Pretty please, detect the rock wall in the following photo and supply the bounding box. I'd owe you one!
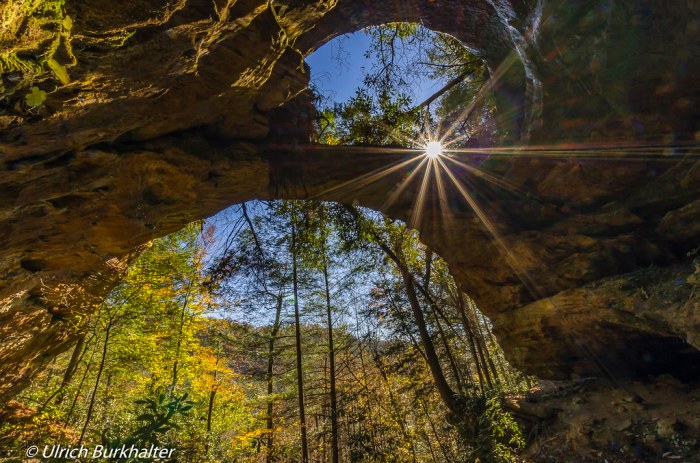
[1,0,699,402]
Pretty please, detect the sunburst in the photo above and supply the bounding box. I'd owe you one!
[424,140,444,158]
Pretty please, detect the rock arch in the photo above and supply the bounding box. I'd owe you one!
[1,0,699,402]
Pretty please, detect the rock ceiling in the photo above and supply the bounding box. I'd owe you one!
[0,0,698,401]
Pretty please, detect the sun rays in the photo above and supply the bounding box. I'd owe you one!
[294,57,700,385]
[303,41,700,313]
[295,19,700,391]
[424,140,444,158]
[304,128,699,310]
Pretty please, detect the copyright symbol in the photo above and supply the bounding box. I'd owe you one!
[26,445,39,458]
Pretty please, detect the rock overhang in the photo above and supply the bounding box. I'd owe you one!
[0,0,699,401]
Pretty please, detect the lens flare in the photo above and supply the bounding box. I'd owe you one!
[424,141,444,158]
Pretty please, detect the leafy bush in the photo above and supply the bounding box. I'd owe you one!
[465,395,524,463]
[101,391,194,461]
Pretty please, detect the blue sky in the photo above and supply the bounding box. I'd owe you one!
[206,30,447,268]
[306,32,374,104]
[204,31,449,322]
[306,30,443,106]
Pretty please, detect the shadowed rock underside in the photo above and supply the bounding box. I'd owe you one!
[1,0,699,425]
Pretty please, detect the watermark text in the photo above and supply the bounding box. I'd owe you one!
[26,444,176,459]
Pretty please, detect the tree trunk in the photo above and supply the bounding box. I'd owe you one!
[423,251,464,395]
[399,267,458,412]
[206,389,216,434]
[41,334,86,409]
[205,344,221,456]
[345,205,459,413]
[205,387,217,457]
[430,305,465,395]
[60,334,85,393]
[467,298,496,388]
[266,294,283,463]
[371,346,418,463]
[291,215,309,463]
[171,282,193,392]
[475,308,506,386]
[98,371,112,424]
[457,291,486,395]
[79,320,112,445]
[414,69,473,110]
[64,339,98,425]
[321,237,340,463]
[419,398,452,462]
[44,357,57,388]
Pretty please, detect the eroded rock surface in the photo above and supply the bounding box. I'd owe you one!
[512,376,700,461]
[1,0,699,404]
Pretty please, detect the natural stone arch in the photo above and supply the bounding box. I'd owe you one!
[1,0,699,402]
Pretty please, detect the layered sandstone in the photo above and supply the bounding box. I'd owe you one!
[1,0,699,403]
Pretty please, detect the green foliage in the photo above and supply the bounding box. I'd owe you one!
[326,87,420,146]
[0,52,43,79]
[25,86,47,107]
[0,2,77,125]
[312,22,501,149]
[465,396,525,463]
[424,34,502,146]
[366,22,419,42]
[129,391,194,446]
[313,23,450,148]
[0,203,532,463]
[97,392,194,462]
[47,58,70,85]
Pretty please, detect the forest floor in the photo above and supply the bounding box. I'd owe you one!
[514,377,700,463]
[2,377,700,462]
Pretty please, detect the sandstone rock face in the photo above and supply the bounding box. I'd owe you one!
[1,0,699,402]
